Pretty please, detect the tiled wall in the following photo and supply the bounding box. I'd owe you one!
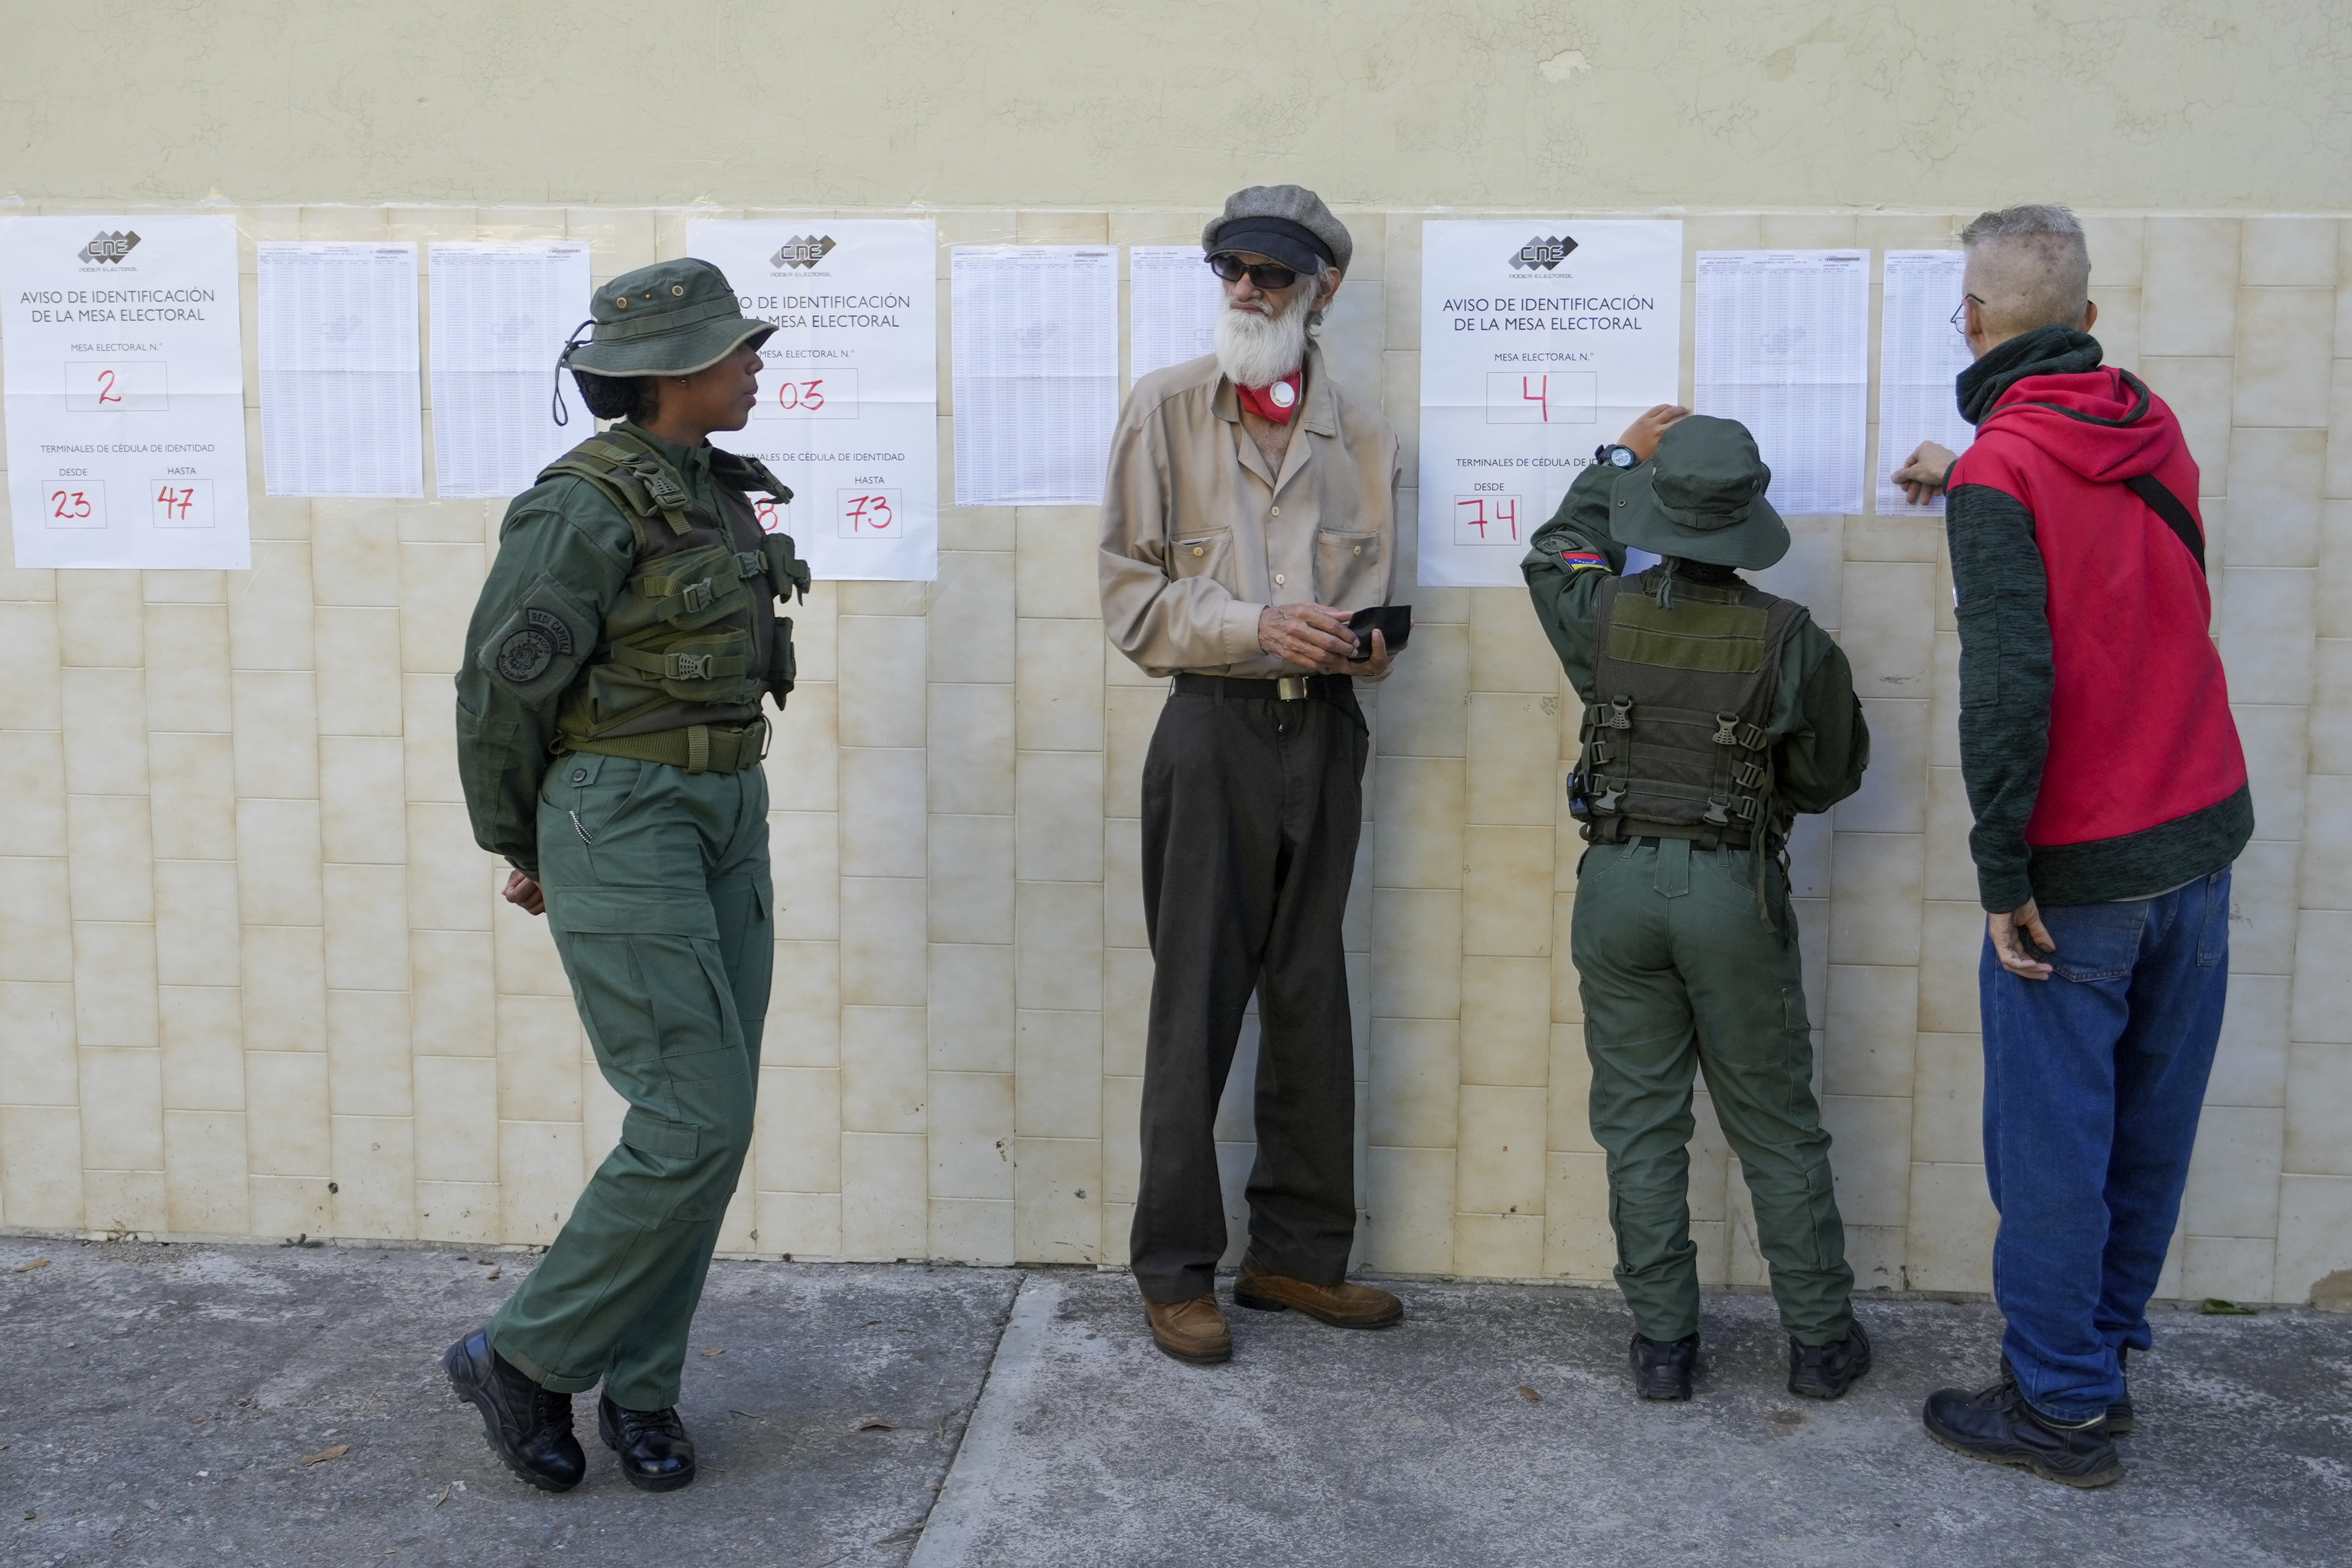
[2,205,2346,1304]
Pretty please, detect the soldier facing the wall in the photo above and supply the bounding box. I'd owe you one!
[444,259,808,1494]
[1521,409,1873,1404]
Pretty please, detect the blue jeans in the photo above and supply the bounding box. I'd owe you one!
[1979,867,2231,1422]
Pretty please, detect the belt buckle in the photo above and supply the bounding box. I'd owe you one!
[1275,675,1309,702]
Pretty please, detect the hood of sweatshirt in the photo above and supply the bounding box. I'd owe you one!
[1958,325,2182,485]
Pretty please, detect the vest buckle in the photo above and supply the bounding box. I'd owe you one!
[1602,695,1633,730]
[673,652,715,680]
[1732,760,1766,790]
[681,580,714,613]
[1713,712,1740,746]
[1703,795,1733,827]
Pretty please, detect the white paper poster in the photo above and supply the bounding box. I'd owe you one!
[429,242,593,498]
[1694,250,1870,517]
[951,246,1119,507]
[1875,250,1975,516]
[1129,245,1221,384]
[689,219,939,582]
[2,216,251,569]
[257,242,423,498]
[1416,220,1683,588]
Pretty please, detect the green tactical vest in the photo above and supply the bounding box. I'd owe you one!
[1570,567,1808,851]
[539,428,811,773]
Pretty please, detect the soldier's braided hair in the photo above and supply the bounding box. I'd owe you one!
[570,368,658,423]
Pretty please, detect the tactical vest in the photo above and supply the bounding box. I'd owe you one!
[1569,567,1808,851]
[541,427,810,773]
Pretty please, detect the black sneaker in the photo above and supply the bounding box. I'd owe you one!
[2108,1346,2135,1436]
[1788,1319,1872,1400]
[443,1329,585,1492]
[1630,1332,1699,1401]
[1922,1374,2121,1488]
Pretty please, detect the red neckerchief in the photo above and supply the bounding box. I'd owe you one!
[1234,370,1302,425]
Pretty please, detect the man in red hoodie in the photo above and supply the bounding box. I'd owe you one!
[1891,204,2251,1488]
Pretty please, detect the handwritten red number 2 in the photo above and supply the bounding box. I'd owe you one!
[96,370,122,406]
[844,495,893,532]
[50,489,92,519]
[776,379,825,413]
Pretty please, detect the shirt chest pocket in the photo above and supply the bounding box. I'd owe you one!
[1171,528,1233,582]
[1314,529,1382,606]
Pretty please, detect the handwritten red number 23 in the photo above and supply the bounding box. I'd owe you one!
[50,489,92,519]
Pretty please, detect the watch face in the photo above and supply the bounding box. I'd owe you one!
[1609,446,1638,468]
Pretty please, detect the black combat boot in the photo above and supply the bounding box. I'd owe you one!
[1630,1332,1700,1400]
[1922,1373,2121,1488]
[599,1394,697,1491]
[1788,1319,1872,1400]
[443,1329,586,1492]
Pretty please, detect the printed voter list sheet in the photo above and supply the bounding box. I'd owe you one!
[1876,250,1975,515]
[2,215,251,569]
[1694,250,1870,517]
[429,242,593,498]
[1129,245,1222,384]
[257,242,423,498]
[689,220,939,582]
[951,246,1119,507]
[1417,220,1682,588]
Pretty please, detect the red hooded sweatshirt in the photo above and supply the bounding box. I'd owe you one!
[1945,328,2251,910]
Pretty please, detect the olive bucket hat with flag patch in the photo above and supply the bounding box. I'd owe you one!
[1609,414,1790,570]
[559,258,773,381]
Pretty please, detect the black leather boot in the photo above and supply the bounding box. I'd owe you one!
[443,1330,585,1492]
[598,1394,697,1492]
[1630,1332,1700,1400]
[1922,1374,2121,1488]
[1788,1319,1872,1400]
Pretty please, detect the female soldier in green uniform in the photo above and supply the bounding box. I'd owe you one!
[443,259,807,1494]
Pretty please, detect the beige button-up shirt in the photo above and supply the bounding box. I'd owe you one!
[1099,340,1403,678]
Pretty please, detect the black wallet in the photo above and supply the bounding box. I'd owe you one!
[1348,603,1413,661]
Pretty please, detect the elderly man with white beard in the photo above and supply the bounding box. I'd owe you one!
[1099,184,1408,1364]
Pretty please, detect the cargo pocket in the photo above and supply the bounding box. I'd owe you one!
[652,939,749,1083]
[620,1106,700,1161]
[1313,529,1381,604]
[1170,528,1233,581]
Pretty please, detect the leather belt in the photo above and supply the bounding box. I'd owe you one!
[1173,673,1354,703]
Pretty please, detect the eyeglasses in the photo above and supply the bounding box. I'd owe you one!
[1950,294,1986,336]
[1207,253,1300,291]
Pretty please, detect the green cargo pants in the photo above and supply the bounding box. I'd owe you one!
[1570,836,1853,1347]
[488,753,772,1412]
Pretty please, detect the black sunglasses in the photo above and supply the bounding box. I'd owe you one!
[1207,253,1300,291]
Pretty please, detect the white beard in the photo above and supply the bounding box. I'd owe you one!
[1214,296,1310,389]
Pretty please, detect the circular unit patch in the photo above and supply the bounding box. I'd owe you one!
[496,626,557,684]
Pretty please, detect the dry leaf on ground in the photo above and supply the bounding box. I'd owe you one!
[856,1417,897,1432]
[299,1444,350,1466]
[700,1348,725,1357]
[11,1258,50,1273]
[1515,1386,1541,1403]
[484,1265,501,1282]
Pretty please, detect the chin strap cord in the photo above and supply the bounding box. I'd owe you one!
[551,318,596,427]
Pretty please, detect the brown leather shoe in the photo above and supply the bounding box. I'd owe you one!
[1233,1265,1403,1328]
[1145,1294,1232,1364]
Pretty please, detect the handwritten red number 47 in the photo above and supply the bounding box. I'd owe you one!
[156,485,197,521]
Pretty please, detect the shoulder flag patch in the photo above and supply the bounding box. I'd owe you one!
[1558,550,1609,572]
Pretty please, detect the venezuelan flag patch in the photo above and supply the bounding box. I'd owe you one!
[1558,549,1609,572]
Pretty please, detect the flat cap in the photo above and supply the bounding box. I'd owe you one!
[1203,185,1353,276]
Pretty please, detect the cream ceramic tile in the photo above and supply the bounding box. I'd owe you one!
[61,668,149,795]
[323,987,413,1119]
[840,877,927,1008]
[247,1174,331,1239]
[927,684,1016,818]
[766,812,840,940]
[1465,591,1560,698]
[1014,880,1102,1011]
[1013,1135,1100,1266]
[1909,1031,1983,1166]
[317,736,407,864]
[1460,825,1551,958]
[163,1111,249,1234]
[55,573,144,669]
[400,675,462,805]
[65,793,154,923]
[403,805,490,929]
[2227,428,2327,567]
[2182,1235,2275,1305]
[0,566,59,605]
[1452,1211,1544,1279]
[312,607,403,737]
[2220,567,2318,701]
[838,616,929,750]
[2233,287,2335,429]
[499,1120,586,1246]
[234,798,323,926]
[1014,510,1102,621]
[2181,1105,2285,1239]
[396,542,485,675]
[157,985,243,1112]
[2086,284,2141,373]
[227,541,316,671]
[2203,972,2288,1111]
[494,995,582,1124]
[756,1065,841,1193]
[1458,957,1550,1086]
[926,1197,1012,1265]
[1373,755,1464,890]
[838,747,926,880]
[1903,1161,1996,1293]
[1834,700,1927,834]
[2284,1044,2352,1178]
[413,1055,499,1184]
[1545,1022,1601,1155]
[238,923,326,1055]
[926,550,1016,685]
[243,1050,330,1175]
[1100,1073,1144,1206]
[0,603,63,731]
[0,1106,83,1228]
[310,510,402,607]
[2275,1174,2352,1302]
[764,681,840,814]
[0,982,75,1106]
[1372,890,1460,1020]
[72,923,158,1049]
[1841,516,1941,565]
[413,1180,501,1244]
[1455,1085,1546,1217]
[1361,1144,1454,1274]
[928,815,1014,945]
[841,1005,928,1134]
[2074,214,2146,288]
[77,1046,164,1170]
[567,207,658,275]
[1915,901,1984,1035]
[2305,776,2352,909]
[1100,942,1154,1077]
[1541,1151,1614,1281]
[409,927,496,1057]
[1016,1008,1103,1140]
[841,1132,930,1259]
[1376,621,1469,757]
[1923,767,1977,904]
[1015,750,1103,884]
[1815,1094,1909,1229]
[2141,218,2240,358]
[0,731,64,858]
[1828,831,1924,969]
[929,942,1015,1074]
[329,1114,417,1240]
[1837,562,1934,696]
[80,1170,166,1235]
[2136,358,2235,495]
[929,1070,1015,1200]
[757,940,838,1070]
[321,864,410,992]
[1101,685,1163,821]
[2320,640,2352,773]
[1465,692,1560,827]
[838,582,929,618]
[1824,964,1917,1099]
[2239,217,2337,288]
[1014,620,1107,754]
[2234,704,2308,841]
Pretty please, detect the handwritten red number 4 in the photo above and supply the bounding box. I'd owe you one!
[844,494,894,533]
[156,485,196,521]
[776,379,825,413]
[50,489,93,520]
[1521,376,1550,422]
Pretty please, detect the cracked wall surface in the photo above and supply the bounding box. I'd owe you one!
[1,201,2346,1306]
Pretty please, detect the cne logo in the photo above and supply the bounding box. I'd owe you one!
[1509,234,1576,271]
[79,230,142,265]
[773,235,836,270]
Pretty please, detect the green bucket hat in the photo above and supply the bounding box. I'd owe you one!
[1610,415,1789,570]
[559,258,773,380]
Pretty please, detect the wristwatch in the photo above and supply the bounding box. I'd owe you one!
[1596,443,1641,469]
